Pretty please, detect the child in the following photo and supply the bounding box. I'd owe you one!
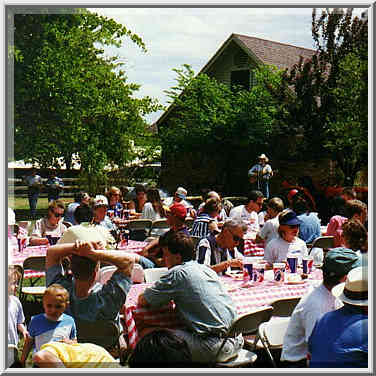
[20,283,119,368]
[8,266,29,367]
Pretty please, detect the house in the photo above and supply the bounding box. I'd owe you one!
[156,34,326,195]
[157,33,315,126]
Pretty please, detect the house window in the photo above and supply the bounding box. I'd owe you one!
[230,70,250,91]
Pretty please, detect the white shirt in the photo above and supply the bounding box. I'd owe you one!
[141,202,164,221]
[258,216,280,246]
[229,205,259,232]
[264,236,308,265]
[281,283,343,362]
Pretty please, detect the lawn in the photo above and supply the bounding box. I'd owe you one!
[9,196,74,221]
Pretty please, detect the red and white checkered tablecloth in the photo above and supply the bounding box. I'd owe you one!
[243,238,265,257]
[123,268,322,349]
[117,240,148,253]
[12,245,48,279]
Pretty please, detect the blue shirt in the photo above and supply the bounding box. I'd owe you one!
[308,305,368,368]
[46,264,132,323]
[297,212,321,244]
[28,313,76,352]
[64,202,80,225]
[143,260,237,336]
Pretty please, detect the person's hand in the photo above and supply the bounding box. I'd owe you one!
[40,238,50,245]
[59,338,76,345]
[73,240,95,257]
[229,258,243,268]
[22,330,30,342]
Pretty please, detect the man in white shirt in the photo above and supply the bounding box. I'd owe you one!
[280,247,361,367]
[24,168,43,219]
[256,197,284,245]
[229,190,264,233]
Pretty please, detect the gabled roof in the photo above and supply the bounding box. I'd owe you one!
[157,33,316,127]
[201,33,315,74]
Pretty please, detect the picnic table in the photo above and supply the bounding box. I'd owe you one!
[123,267,322,349]
[11,240,148,279]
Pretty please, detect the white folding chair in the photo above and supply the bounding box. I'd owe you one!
[19,256,46,303]
[214,306,274,368]
[143,267,168,283]
[149,219,169,237]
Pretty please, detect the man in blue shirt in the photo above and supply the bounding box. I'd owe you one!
[45,170,64,202]
[308,266,368,368]
[46,225,134,325]
[138,231,243,364]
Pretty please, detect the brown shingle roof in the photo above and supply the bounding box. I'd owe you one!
[233,33,315,70]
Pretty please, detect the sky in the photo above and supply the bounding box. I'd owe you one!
[88,6,368,124]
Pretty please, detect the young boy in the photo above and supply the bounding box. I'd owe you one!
[8,266,29,367]
[20,283,119,368]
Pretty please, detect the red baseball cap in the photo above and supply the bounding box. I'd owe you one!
[168,203,187,221]
[287,189,299,202]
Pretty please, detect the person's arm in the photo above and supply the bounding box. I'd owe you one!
[17,323,29,342]
[20,336,34,366]
[72,240,135,277]
[140,238,159,257]
[211,258,242,274]
[138,293,149,307]
[29,236,49,246]
[29,220,49,246]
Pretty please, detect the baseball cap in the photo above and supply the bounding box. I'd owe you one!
[168,203,187,221]
[278,210,302,226]
[287,189,299,202]
[322,247,360,277]
[175,187,187,200]
[93,195,108,207]
[332,266,367,306]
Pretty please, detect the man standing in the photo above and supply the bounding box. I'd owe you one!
[281,248,360,367]
[229,190,264,233]
[248,154,273,199]
[45,170,64,202]
[138,231,243,364]
[24,168,42,219]
[308,266,368,368]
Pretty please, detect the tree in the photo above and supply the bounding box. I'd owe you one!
[11,9,161,192]
[274,8,368,179]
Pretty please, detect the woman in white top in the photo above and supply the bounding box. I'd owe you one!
[142,188,166,221]
[264,209,308,266]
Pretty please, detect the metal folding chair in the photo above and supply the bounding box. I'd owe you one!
[149,219,169,237]
[75,319,128,365]
[215,306,274,367]
[255,297,301,367]
[19,256,46,303]
[308,236,334,255]
[128,219,153,241]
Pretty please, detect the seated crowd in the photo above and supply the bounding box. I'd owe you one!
[8,184,368,368]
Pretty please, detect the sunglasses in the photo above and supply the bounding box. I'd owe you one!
[229,230,243,243]
[286,224,299,229]
[51,211,64,218]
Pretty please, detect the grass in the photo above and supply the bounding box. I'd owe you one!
[9,196,74,221]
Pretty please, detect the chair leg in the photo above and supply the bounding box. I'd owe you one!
[259,332,277,367]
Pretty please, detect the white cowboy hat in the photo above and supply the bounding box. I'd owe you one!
[258,154,269,162]
[332,266,368,306]
[57,224,107,245]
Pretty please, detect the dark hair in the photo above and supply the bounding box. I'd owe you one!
[203,198,220,215]
[128,329,192,367]
[345,199,367,219]
[74,205,93,224]
[342,219,367,252]
[147,188,165,217]
[247,190,264,203]
[159,231,194,262]
[135,184,147,194]
[342,187,356,199]
[292,194,309,215]
[74,191,87,203]
[70,255,98,280]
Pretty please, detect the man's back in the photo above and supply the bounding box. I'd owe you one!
[308,305,368,368]
[46,265,131,323]
[143,260,236,336]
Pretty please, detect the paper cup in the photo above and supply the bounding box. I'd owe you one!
[273,262,285,283]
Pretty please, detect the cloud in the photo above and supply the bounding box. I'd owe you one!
[89,6,367,123]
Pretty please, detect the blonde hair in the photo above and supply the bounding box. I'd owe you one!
[8,265,21,283]
[44,284,69,303]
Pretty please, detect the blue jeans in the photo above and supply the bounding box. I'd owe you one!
[138,256,155,269]
[28,191,39,218]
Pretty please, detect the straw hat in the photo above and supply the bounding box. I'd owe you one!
[332,266,368,306]
[258,154,269,162]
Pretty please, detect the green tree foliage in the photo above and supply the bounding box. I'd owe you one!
[276,8,367,177]
[12,9,161,192]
